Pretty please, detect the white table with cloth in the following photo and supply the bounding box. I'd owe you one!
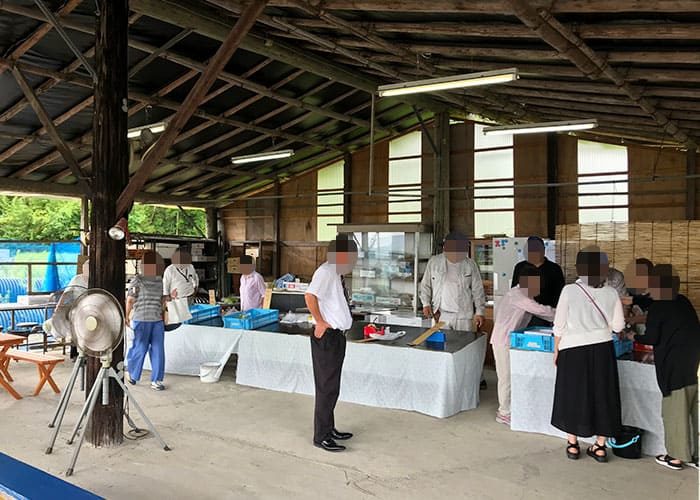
[236,323,488,419]
[510,348,666,456]
[130,324,243,379]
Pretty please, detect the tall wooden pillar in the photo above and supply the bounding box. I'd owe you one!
[87,0,129,447]
[80,196,89,255]
[687,147,697,220]
[546,133,559,238]
[206,207,218,240]
[343,152,352,223]
[433,112,450,250]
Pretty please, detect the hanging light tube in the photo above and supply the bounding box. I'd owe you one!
[127,122,167,139]
[483,119,598,136]
[231,149,295,165]
[376,68,519,97]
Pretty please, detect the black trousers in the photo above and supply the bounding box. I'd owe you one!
[311,328,347,443]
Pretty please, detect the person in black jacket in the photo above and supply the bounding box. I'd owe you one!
[634,264,700,471]
[511,236,565,327]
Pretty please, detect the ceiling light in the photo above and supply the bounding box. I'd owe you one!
[483,119,598,136]
[231,149,295,165]
[127,122,167,139]
[377,68,518,97]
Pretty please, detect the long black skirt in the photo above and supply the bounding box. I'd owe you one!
[551,341,622,438]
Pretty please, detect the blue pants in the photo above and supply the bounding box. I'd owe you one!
[128,320,165,382]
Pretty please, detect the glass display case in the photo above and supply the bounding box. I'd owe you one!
[336,224,432,314]
[470,238,494,300]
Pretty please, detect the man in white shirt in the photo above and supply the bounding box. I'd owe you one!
[239,255,266,311]
[163,248,199,304]
[420,231,486,331]
[304,235,358,452]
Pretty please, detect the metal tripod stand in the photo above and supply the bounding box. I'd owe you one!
[46,351,87,452]
[46,354,170,476]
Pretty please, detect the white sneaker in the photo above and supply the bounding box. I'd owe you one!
[151,381,165,391]
[495,413,511,425]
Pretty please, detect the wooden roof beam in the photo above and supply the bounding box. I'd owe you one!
[264,1,700,14]
[1,3,385,132]
[506,0,697,148]
[0,0,82,79]
[10,66,90,193]
[116,0,269,217]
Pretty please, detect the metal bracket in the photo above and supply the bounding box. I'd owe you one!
[34,0,98,84]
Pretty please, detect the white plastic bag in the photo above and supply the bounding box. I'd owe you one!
[166,298,192,324]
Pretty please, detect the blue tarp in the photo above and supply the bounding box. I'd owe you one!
[0,241,80,300]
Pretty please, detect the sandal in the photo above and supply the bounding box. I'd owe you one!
[566,440,580,460]
[587,443,608,463]
[655,455,683,471]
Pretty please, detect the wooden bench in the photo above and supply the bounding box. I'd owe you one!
[6,350,64,397]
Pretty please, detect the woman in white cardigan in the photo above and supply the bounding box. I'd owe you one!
[551,247,625,463]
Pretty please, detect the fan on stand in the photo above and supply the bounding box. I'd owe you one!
[45,289,169,476]
[45,285,88,432]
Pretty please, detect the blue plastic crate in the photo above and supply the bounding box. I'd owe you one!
[614,337,633,358]
[184,304,221,325]
[426,331,446,351]
[223,309,279,330]
[510,330,554,352]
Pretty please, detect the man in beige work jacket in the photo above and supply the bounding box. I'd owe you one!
[420,231,486,332]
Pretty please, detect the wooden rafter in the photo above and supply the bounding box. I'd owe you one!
[10,66,90,192]
[116,0,270,217]
[505,0,698,147]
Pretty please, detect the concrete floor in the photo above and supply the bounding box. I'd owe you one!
[0,353,697,500]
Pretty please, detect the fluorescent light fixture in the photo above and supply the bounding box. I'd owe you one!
[127,122,167,139]
[483,119,598,136]
[231,149,295,165]
[376,68,518,97]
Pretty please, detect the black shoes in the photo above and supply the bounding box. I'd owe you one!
[314,438,346,452]
[330,428,353,440]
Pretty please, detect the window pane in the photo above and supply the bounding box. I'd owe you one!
[317,215,344,242]
[578,140,628,175]
[578,175,628,194]
[389,213,421,223]
[578,194,629,207]
[579,207,629,224]
[389,130,421,158]
[389,199,422,214]
[475,211,514,237]
[474,123,513,149]
[474,198,514,210]
[388,158,421,185]
[317,161,344,190]
[475,150,514,180]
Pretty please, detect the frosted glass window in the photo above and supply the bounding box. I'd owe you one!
[317,160,344,241]
[473,123,514,237]
[475,212,515,238]
[474,123,513,149]
[389,131,422,223]
[577,140,628,223]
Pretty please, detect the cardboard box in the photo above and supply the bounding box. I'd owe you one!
[226,257,241,274]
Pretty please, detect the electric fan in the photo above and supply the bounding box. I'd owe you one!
[45,288,169,476]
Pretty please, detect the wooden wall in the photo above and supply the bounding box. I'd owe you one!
[222,122,700,281]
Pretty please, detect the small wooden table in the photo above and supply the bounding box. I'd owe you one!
[0,333,26,399]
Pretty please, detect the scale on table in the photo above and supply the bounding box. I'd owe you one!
[45,288,169,476]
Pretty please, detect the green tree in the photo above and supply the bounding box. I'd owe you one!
[0,195,206,240]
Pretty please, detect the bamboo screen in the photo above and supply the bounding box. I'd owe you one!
[555,221,700,310]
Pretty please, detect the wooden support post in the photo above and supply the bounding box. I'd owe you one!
[80,196,89,255]
[116,0,268,218]
[206,208,218,240]
[688,147,698,220]
[86,0,129,447]
[433,112,450,248]
[10,66,90,193]
[546,133,559,238]
[273,180,281,278]
[343,153,352,223]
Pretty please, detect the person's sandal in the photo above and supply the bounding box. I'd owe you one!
[566,441,580,460]
[655,454,683,471]
[587,443,608,463]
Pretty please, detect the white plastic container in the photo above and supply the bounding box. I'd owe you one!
[199,362,221,383]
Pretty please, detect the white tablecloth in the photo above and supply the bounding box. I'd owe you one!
[131,324,243,379]
[510,349,665,456]
[236,330,487,418]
